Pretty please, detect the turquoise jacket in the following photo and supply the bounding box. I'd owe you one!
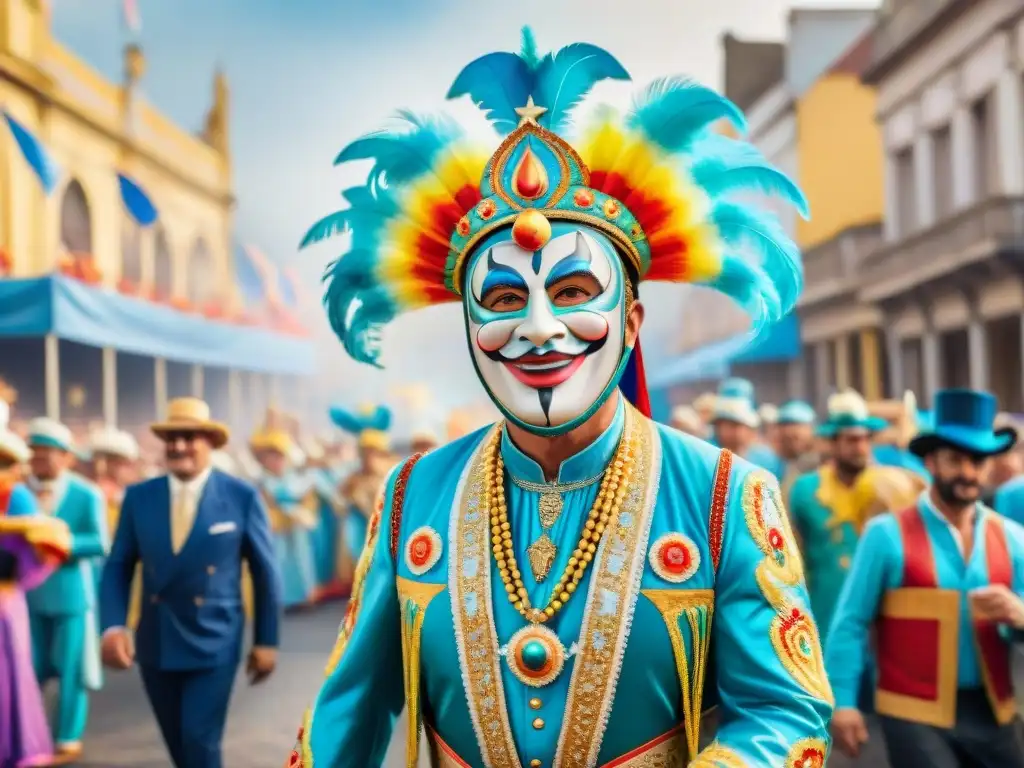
[788,471,859,642]
[826,495,1024,709]
[18,472,106,616]
[292,399,833,767]
[995,475,1024,526]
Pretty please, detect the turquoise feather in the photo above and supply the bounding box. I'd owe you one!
[448,27,629,136]
[689,135,809,218]
[447,50,532,135]
[300,211,352,249]
[328,406,364,434]
[335,113,463,186]
[709,201,802,329]
[533,43,629,132]
[627,77,746,152]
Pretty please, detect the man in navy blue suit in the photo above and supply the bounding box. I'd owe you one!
[100,398,281,768]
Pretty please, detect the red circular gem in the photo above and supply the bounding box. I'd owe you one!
[793,748,824,768]
[661,542,691,574]
[456,216,472,237]
[409,535,433,567]
[602,199,620,218]
[573,189,594,207]
[477,199,497,220]
[768,527,784,549]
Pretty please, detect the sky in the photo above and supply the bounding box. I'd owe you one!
[49,0,878,425]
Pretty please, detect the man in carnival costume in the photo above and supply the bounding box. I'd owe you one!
[329,404,397,563]
[829,389,1024,767]
[710,379,784,480]
[775,400,819,500]
[289,28,832,768]
[250,426,319,610]
[15,418,106,763]
[788,390,925,643]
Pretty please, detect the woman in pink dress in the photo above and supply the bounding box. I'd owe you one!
[0,431,71,768]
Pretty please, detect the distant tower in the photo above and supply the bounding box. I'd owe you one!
[203,67,230,158]
[120,43,146,141]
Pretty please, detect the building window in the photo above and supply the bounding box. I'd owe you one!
[188,238,215,305]
[894,148,916,237]
[931,124,953,218]
[972,93,996,200]
[59,179,92,257]
[153,226,173,301]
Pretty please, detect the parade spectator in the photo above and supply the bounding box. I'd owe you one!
[99,397,281,768]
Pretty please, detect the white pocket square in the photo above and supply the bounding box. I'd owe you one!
[208,521,237,535]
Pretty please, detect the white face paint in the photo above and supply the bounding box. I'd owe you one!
[464,226,627,432]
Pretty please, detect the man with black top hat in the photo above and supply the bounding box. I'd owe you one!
[828,388,1024,767]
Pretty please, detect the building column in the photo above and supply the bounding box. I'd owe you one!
[885,326,904,398]
[785,358,805,401]
[922,329,940,407]
[228,370,243,434]
[883,152,899,242]
[102,347,117,426]
[191,364,204,398]
[951,103,977,209]
[154,358,167,419]
[834,335,851,391]
[967,315,989,391]
[913,131,936,230]
[814,340,830,411]
[44,334,60,421]
[860,329,882,400]
[995,66,1024,195]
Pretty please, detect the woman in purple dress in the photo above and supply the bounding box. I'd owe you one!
[0,437,71,768]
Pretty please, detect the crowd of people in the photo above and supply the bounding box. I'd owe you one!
[0,391,438,767]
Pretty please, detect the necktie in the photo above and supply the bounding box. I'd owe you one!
[172,487,191,554]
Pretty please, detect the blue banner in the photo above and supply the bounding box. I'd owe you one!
[3,111,59,194]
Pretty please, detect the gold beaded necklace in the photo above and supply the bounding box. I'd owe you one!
[485,409,638,624]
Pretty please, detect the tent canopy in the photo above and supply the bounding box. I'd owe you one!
[0,276,315,375]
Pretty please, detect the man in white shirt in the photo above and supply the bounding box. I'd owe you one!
[99,398,281,768]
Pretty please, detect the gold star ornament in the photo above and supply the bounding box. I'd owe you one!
[515,96,548,125]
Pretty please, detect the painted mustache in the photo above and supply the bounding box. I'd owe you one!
[485,337,606,390]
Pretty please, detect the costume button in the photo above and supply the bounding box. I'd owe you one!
[529,697,542,710]
[532,717,544,730]
[530,761,542,767]
[207,566,216,575]
[194,596,204,606]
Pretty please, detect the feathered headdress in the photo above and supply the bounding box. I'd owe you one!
[303,28,807,416]
[329,404,392,451]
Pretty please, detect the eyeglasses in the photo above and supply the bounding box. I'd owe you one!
[163,432,202,444]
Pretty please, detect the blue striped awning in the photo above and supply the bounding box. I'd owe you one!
[117,172,158,226]
[648,312,801,388]
[3,111,59,194]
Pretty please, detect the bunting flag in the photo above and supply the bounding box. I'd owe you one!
[117,172,158,226]
[123,0,142,34]
[278,266,306,308]
[3,111,60,194]
[233,243,266,304]
[242,244,281,306]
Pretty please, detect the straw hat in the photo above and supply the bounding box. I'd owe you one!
[0,429,30,464]
[90,426,140,461]
[150,398,229,448]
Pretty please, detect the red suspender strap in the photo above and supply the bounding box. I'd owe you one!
[975,515,1015,716]
[389,453,425,562]
[897,505,938,588]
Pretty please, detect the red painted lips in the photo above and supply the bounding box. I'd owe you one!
[504,351,586,389]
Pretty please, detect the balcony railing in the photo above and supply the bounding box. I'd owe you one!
[861,196,1024,278]
[866,0,966,82]
[798,223,882,307]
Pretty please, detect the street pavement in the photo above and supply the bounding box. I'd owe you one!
[66,605,888,767]
[69,606,422,768]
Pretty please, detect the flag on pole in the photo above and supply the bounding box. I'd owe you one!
[279,266,307,307]
[242,244,280,306]
[122,0,142,34]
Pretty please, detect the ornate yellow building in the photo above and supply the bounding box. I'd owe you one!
[0,0,313,433]
[0,0,232,305]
